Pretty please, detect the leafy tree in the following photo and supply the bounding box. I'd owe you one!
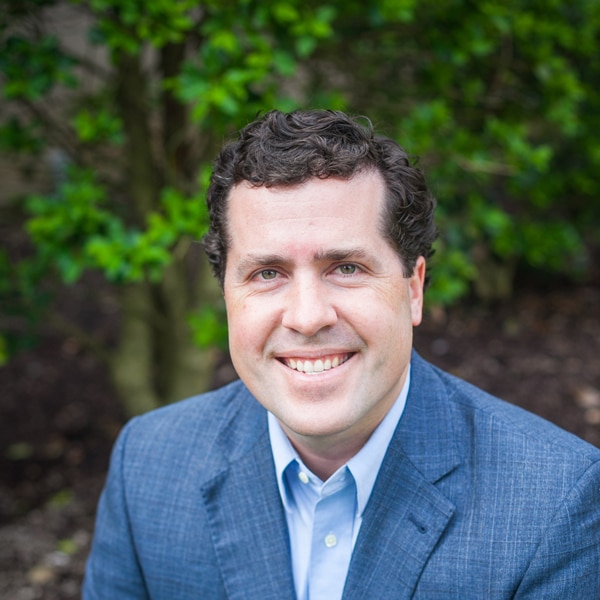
[2,0,599,416]
[0,0,336,414]
[306,0,600,303]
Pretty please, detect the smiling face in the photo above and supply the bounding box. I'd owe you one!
[223,170,425,474]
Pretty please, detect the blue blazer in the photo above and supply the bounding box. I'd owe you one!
[83,353,600,598]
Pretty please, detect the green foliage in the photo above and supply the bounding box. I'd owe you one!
[172,1,335,125]
[188,304,229,350]
[0,117,45,153]
[0,248,50,358]
[81,0,198,52]
[313,0,600,303]
[57,538,78,555]
[25,167,209,284]
[426,245,478,306]
[0,0,339,371]
[0,334,7,366]
[2,0,600,382]
[4,441,34,460]
[47,489,74,508]
[0,35,76,100]
[72,108,123,144]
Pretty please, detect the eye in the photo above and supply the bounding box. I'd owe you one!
[258,269,278,280]
[337,264,357,275]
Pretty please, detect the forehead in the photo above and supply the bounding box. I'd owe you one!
[225,171,395,265]
[227,171,386,228]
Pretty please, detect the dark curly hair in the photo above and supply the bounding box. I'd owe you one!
[202,109,437,287]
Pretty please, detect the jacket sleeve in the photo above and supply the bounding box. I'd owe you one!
[514,458,600,598]
[82,419,149,599]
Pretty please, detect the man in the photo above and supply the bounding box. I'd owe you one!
[84,110,600,599]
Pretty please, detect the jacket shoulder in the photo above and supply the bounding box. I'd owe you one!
[116,380,267,481]
[410,352,600,466]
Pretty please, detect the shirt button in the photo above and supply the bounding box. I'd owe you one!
[324,534,337,548]
[298,471,309,484]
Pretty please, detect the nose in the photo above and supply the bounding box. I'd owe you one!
[281,277,337,337]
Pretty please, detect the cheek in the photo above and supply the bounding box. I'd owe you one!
[225,297,248,353]
[366,279,412,321]
[227,298,276,355]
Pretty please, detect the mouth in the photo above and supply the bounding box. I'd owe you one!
[277,353,354,374]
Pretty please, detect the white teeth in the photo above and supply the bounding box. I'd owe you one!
[285,355,347,374]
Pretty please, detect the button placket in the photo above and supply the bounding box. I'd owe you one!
[308,475,356,600]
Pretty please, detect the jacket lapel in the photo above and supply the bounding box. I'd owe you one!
[201,424,296,599]
[343,353,461,599]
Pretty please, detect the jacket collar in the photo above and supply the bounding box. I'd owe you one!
[394,351,462,484]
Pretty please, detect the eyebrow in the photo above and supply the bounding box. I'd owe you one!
[234,247,377,279]
[315,248,371,262]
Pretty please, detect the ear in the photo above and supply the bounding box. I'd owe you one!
[409,256,426,327]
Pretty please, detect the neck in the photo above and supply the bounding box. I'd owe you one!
[282,428,371,481]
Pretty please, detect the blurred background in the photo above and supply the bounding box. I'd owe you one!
[1,1,599,597]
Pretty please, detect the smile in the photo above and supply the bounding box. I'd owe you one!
[279,354,353,374]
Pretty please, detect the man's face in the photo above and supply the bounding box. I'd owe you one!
[223,170,425,457]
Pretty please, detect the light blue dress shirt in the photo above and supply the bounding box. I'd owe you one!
[268,369,410,600]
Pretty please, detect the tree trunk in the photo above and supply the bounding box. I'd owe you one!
[114,50,159,222]
[108,43,220,416]
[153,249,219,405]
[110,258,221,417]
[110,283,161,415]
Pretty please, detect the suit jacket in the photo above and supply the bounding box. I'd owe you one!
[83,352,600,599]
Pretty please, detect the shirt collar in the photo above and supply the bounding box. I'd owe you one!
[268,367,411,515]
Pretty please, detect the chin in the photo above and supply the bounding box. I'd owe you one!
[280,412,355,440]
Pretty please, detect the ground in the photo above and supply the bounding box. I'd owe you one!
[0,283,599,599]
